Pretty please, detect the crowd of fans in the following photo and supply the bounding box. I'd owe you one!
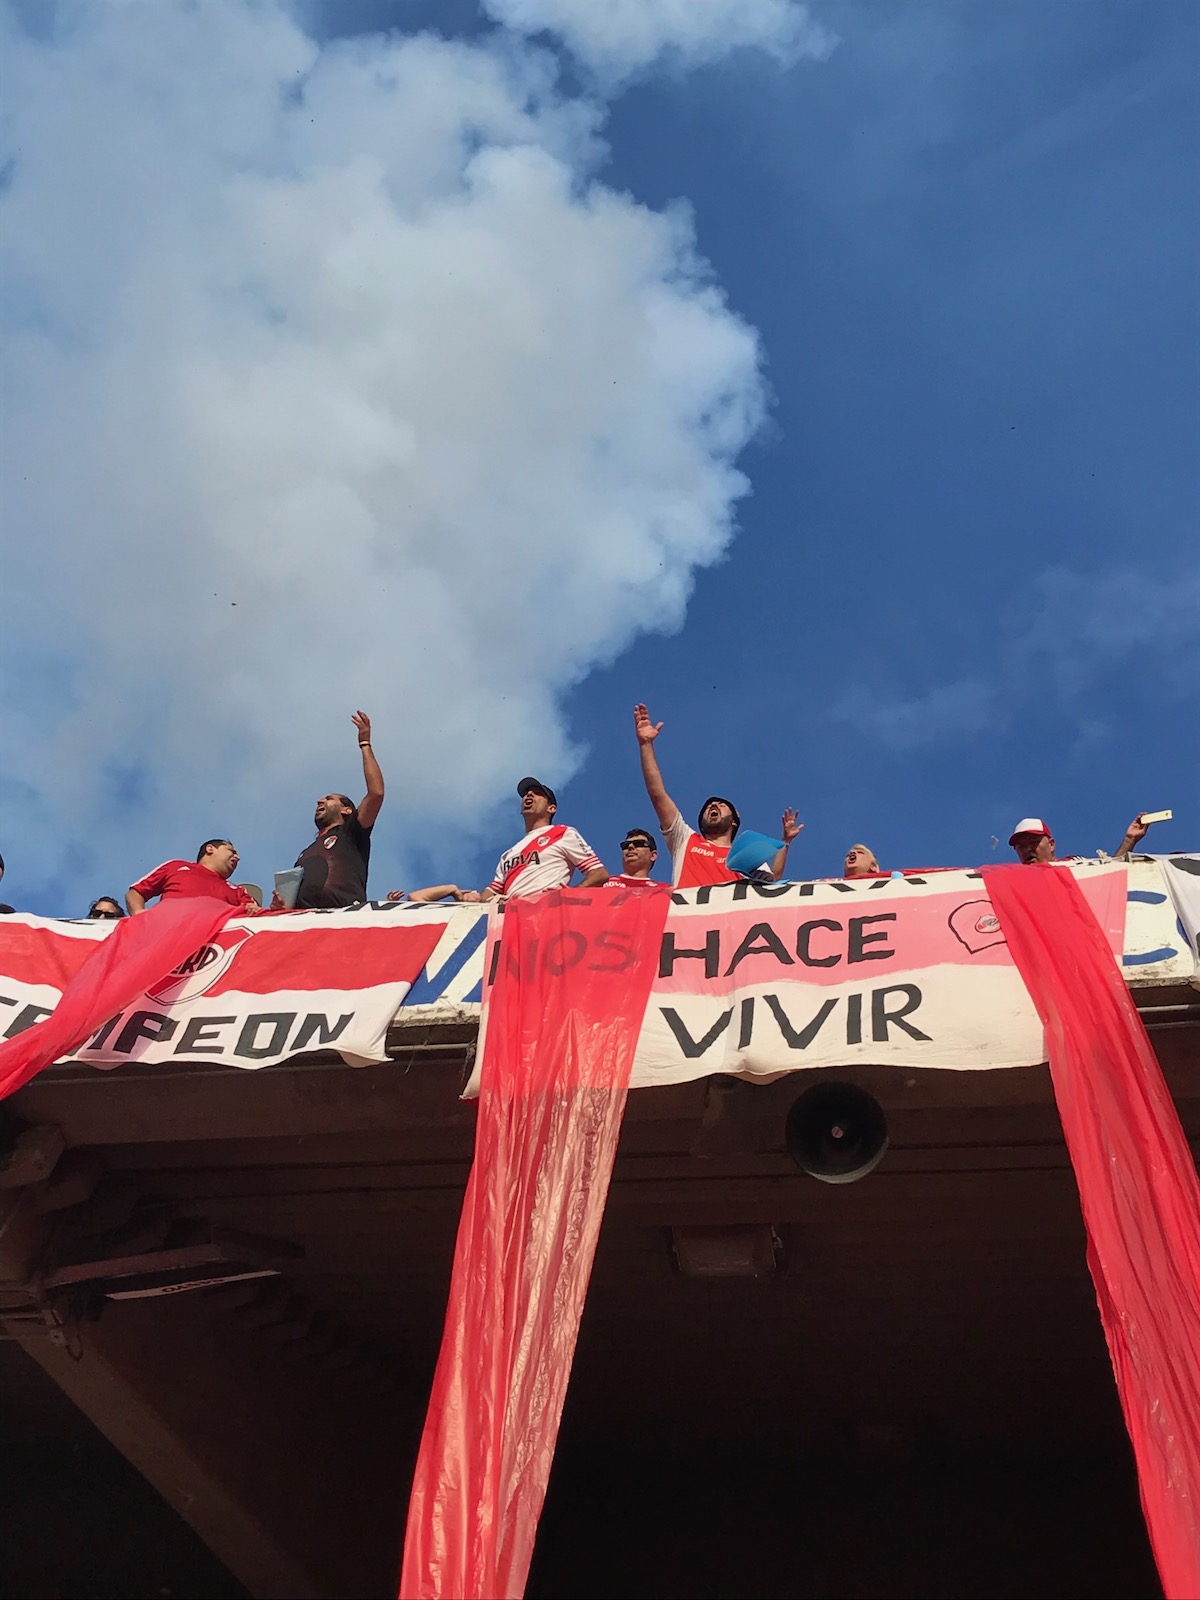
[0,705,1164,922]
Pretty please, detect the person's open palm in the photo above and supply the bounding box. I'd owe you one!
[782,808,804,844]
[352,709,372,743]
[634,703,662,744]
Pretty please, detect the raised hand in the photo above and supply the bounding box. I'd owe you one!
[782,807,804,844]
[1124,815,1150,845]
[634,703,663,744]
[352,709,372,744]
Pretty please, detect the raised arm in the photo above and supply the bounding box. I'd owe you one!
[352,710,385,829]
[634,703,681,832]
[1113,814,1150,861]
[770,809,804,881]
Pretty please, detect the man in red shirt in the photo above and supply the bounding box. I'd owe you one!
[633,703,802,889]
[126,839,259,915]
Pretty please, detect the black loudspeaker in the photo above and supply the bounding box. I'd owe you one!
[784,1082,889,1184]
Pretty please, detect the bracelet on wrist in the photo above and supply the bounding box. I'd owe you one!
[359,741,372,747]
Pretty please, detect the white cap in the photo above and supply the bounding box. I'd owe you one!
[1008,817,1051,845]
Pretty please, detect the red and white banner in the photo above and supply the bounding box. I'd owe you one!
[0,863,1136,1085]
[1157,854,1200,990]
[469,862,1129,1092]
[0,902,451,1075]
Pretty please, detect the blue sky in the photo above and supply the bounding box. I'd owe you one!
[1,0,1196,911]
[559,1,1200,880]
[418,0,1200,884]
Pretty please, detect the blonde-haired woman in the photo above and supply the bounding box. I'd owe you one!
[843,843,880,878]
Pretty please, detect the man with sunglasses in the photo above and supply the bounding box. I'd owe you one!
[87,897,126,920]
[608,829,661,887]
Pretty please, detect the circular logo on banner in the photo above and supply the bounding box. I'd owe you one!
[948,900,1006,955]
[146,925,255,1005]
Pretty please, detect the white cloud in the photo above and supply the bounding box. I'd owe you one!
[829,565,1200,753]
[0,0,771,905]
[481,0,835,82]
[831,677,1000,754]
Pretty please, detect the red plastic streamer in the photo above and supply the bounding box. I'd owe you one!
[0,899,237,1100]
[984,863,1200,1597]
[399,885,671,1600]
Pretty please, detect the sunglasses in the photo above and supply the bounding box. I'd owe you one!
[620,839,653,851]
[90,909,122,919]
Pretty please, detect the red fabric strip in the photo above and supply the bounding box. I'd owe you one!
[0,899,237,1099]
[0,922,106,990]
[399,885,671,1600]
[199,921,448,997]
[983,863,1200,1598]
[0,918,449,997]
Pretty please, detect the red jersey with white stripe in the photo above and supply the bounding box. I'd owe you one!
[129,860,256,912]
[663,811,737,889]
[489,824,602,899]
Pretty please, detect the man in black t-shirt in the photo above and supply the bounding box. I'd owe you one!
[292,711,385,909]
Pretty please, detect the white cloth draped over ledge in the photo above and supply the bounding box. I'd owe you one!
[1155,854,1200,991]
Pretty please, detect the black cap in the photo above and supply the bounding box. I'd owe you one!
[517,776,557,810]
[698,796,740,837]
